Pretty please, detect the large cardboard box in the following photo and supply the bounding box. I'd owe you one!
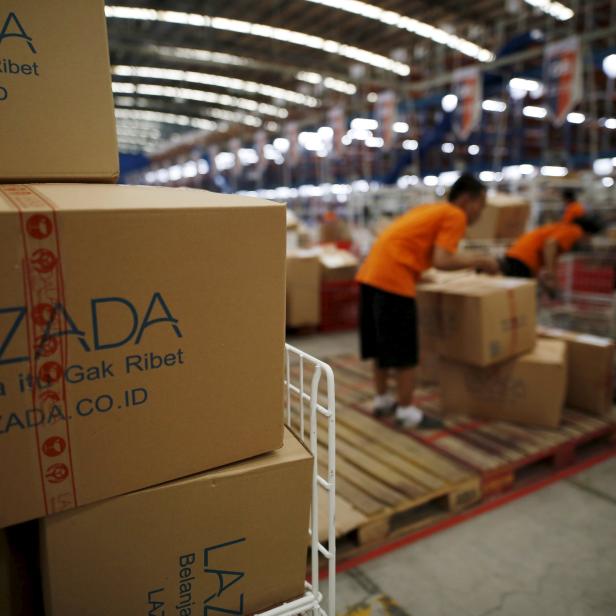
[0,1,118,182]
[0,184,286,528]
[41,429,312,616]
[466,193,530,240]
[417,275,537,366]
[539,327,614,415]
[319,246,359,282]
[287,249,321,327]
[439,339,567,427]
[320,218,352,244]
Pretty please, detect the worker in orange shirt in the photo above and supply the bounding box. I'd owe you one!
[356,174,500,429]
[500,216,603,288]
[562,189,586,223]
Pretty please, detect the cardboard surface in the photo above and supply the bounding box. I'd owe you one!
[0,184,286,528]
[320,219,352,244]
[466,193,530,240]
[287,250,321,327]
[0,1,118,182]
[319,247,359,282]
[41,429,312,616]
[539,327,615,415]
[439,339,568,427]
[417,275,537,366]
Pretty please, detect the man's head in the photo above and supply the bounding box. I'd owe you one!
[562,188,577,203]
[448,174,487,224]
[572,214,604,236]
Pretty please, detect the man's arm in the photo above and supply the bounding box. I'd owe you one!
[433,246,500,274]
[541,238,560,286]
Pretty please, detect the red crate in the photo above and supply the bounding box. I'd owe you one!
[320,280,359,331]
[557,259,615,295]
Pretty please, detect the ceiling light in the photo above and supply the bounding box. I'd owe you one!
[114,108,217,130]
[106,6,410,75]
[273,138,290,153]
[603,118,616,129]
[540,166,568,177]
[215,152,236,171]
[468,144,480,155]
[296,71,357,94]
[365,136,384,148]
[566,112,585,124]
[403,139,418,150]
[304,0,494,62]
[603,54,616,79]
[150,45,251,68]
[441,94,458,113]
[593,158,613,176]
[424,175,438,186]
[523,105,547,118]
[524,0,574,21]
[510,77,541,92]
[393,121,409,133]
[482,99,507,112]
[479,171,496,182]
[351,118,378,130]
[441,142,455,153]
[367,92,378,103]
[602,177,614,188]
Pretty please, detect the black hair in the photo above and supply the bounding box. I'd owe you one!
[572,214,604,235]
[448,174,486,203]
[562,188,577,202]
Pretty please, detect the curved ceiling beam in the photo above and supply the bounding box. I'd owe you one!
[105,6,410,76]
[304,0,495,62]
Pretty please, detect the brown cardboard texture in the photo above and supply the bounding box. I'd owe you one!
[439,338,567,427]
[287,250,321,327]
[539,327,614,415]
[466,193,530,240]
[416,290,441,384]
[0,2,118,182]
[320,219,352,244]
[0,184,286,528]
[319,246,359,282]
[417,275,537,366]
[41,429,312,616]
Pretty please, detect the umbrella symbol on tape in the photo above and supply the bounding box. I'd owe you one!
[26,214,53,240]
[31,303,55,327]
[30,249,58,274]
[42,436,66,457]
[46,463,69,484]
[35,334,59,358]
[38,361,63,385]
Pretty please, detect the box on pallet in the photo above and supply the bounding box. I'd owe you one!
[0,1,118,182]
[539,327,615,415]
[0,184,286,528]
[417,275,537,366]
[465,193,530,240]
[287,249,321,327]
[439,338,568,427]
[41,429,312,616]
[319,246,359,282]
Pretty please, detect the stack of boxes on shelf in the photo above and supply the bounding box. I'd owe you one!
[417,272,614,427]
[1,3,312,615]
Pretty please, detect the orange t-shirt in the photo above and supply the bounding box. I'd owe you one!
[356,202,467,297]
[507,223,583,273]
[562,202,585,223]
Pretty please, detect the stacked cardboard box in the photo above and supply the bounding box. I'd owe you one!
[1,3,312,614]
[465,193,530,241]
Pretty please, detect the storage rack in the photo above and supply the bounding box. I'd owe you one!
[256,344,336,616]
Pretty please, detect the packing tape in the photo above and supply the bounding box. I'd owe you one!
[1,185,77,515]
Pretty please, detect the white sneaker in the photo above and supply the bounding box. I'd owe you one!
[395,405,424,427]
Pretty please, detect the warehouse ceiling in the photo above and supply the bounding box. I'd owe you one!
[105,0,611,153]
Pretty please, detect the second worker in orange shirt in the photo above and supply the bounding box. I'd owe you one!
[356,174,500,429]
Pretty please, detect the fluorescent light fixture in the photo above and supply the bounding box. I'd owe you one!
[352,179,370,192]
[502,165,522,180]
[540,165,568,177]
[441,142,455,154]
[273,137,290,153]
[482,99,507,112]
[150,45,251,68]
[347,128,372,141]
[479,171,496,182]
[602,177,614,187]
[519,164,536,175]
[603,54,616,79]
[439,171,461,186]
[341,135,352,146]
[393,121,409,133]
[402,139,418,150]
[157,168,170,183]
[215,152,236,171]
[198,159,210,174]
[296,71,357,94]
[304,0,495,62]
[603,118,616,129]
[566,112,585,124]
[115,108,217,130]
[105,6,410,75]
[524,0,574,21]
[365,136,384,148]
[424,175,438,186]
[318,126,334,140]
[510,77,541,92]
[351,118,378,130]
[523,105,547,118]
[367,92,378,103]
[238,148,259,165]
[593,158,613,176]
[112,65,318,107]
[441,94,458,113]
[298,131,325,151]
[468,144,480,155]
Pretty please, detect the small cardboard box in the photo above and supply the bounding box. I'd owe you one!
[0,1,118,182]
[417,275,537,366]
[466,193,530,240]
[287,250,321,327]
[0,184,286,528]
[539,327,614,415]
[41,429,312,616]
[319,247,359,282]
[320,219,352,244]
[439,339,567,427]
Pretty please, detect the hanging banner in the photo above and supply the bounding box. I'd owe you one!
[254,130,268,175]
[328,106,346,156]
[376,91,396,149]
[285,122,299,166]
[544,36,582,126]
[453,66,482,141]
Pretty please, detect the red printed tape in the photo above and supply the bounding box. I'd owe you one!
[2,185,77,514]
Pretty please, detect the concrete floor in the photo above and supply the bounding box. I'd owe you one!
[290,332,616,616]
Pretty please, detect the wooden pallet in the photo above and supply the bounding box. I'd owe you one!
[326,354,616,496]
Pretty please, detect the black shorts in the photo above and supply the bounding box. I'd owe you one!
[359,284,418,369]
[500,256,533,278]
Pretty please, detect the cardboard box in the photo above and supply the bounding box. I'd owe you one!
[319,246,359,282]
[320,219,352,244]
[539,327,614,415]
[0,184,286,528]
[41,429,312,616]
[466,193,530,240]
[286,209,299,230]
[440,339,567,427]
[0,1,118,182]
[417,275,537,366]
[287,249,321,327]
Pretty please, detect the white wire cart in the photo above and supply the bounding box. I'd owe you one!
[256,344,336,616]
